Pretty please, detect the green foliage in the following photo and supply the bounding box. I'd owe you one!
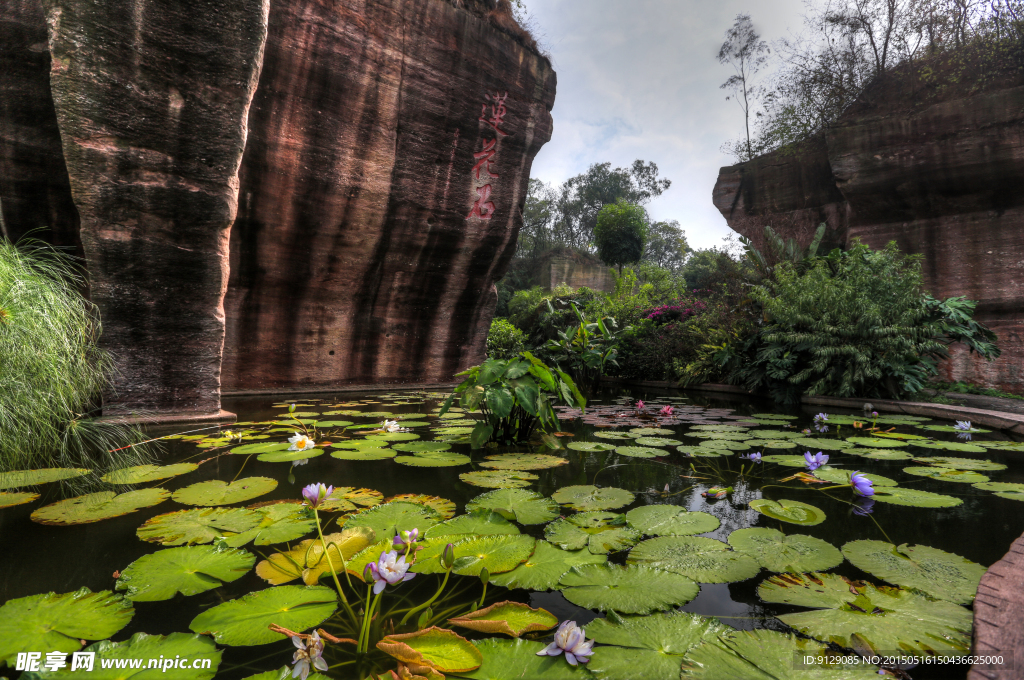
[594,199,648,274]
[641,220,690,272]
[541,303,627,387]
[507,284,603,348]
[485,319,526,360]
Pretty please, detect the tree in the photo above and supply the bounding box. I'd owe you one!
[594,199,648,275]
[518,178,556,258]
[642,220,690,272]
[718,15,771,161]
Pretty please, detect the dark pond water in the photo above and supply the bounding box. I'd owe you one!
[2,386,1022,679]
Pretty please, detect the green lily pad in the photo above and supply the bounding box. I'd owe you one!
[433,427,475,435]
[490,540,607,591]
[0,491,39,509]
[614,445,662,458]
[634,437,684,446]
[593,431,635,440]
[787,438,853,451]
[973,482,1024,501]
[172,477,277,506]
[628,536,761,583]
[841,540,986,604]
[31,488,170,525]
[728,528,842,573]
[460,470,539,488]
[239,667,329,680]
[318,487,384,513]
[679,628,881,679]
[760,454,813,467]
[743,439,797,449]
[393,441,452,453]
[229,442,292,454]
[689,447,730,457]
[852,449,913,460]
[220,502,317,547]
[559,563,699,614]
[812,468,898,487]
[0,467,90,490]
[448,601,558,637]
[871,487,962,508]
[689,425,748,432]
[188,585,337,646]
[343,501,441,538]
[692,432,750,441]
[21,632,221,680]
[757,571,972,654]
[587,610,731,680]
[256,528,376,586]
[376,627,482,672]
[911,456,1006,471]
[918,424,992,433]
[395,453,472,467]
[844,437,908,448]
[459,638,593,679]
[137,507,263,545]
[746,429,806,439]
[101,463,198,484]
[465,489,560,525]
[551,485,634,511]
[902,466,990,483]
[115,545,255,601]
[331,439,391,449]
[630,427,676,435]
[388,494,456,519]
[0,588,134,665]
[311,420,354,427]
[256,448,325,463]
[567,441,618,452]
[749,499,826,526]
[365,432,421,442]
[481,454,568,471]
[625,504,720,536]
[424,510,519,538]
[911,440,987,453]
[751,413,797,420]
[698,440,750,451]
[545,512,641,554]
[448,534,537,576]
[330,448,396,460]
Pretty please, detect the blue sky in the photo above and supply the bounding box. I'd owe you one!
[523,0,809,250]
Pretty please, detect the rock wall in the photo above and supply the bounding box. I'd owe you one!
[713,75,1024,394]
[545,256,615,293]
[0,0,554,413]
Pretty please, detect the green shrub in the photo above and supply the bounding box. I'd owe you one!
[486,318,526,359]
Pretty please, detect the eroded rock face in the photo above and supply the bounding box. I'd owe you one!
[221,0,555,392]
[713,83,1024,393]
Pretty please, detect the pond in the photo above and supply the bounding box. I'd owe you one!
[2,386,1023,680]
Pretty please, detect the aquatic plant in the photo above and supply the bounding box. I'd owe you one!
[536,620,594,666]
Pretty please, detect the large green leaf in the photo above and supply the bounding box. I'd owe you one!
[757,572,972,654]
[459,638,593,680]
[319,487,384,513]
[567,441,618,452]
[330,448,396,460]
[229,442,292,454]
[449,534,537,576]
[634,437,684,446]
[559,563,699,614]
[448,601,558,637]
[423,511,519,539]
[343,501,441,539]
[137,507,263,545]
[871,487,962,508]
[840,540,985,605]
[489,540,607,591]
[377,626,483,672]
[480,453,569,471]
[551,485,634,511]
[625,504,720,536]
[592,431,636,440]
[760,454,813,467]
[614,446,663,458]
[31,488,169,525]
[395,452,471,467]
[460,470,539,488]
[218,501,316,547]
[0,588,134,664]
[911,440,987,453]
[20,632,221,680]
[393,441,452,453]
[365,432,421,442]
[844,437,907,448]
[101,463,198,484]
[0,491,38,509]
[172,477,278,506]
[389,494,456,519]
[902,466,989,483]
[748,499,826,526]
[0,467,90,490]
[680,628,881,679]
[743,439,797,449]
[727,528,842,573]
[811,468,897,487]
[465,489,559,525]
[628,536,760,583]
[116,545,255,601]
[545,512,641,554]
[786,438,853,451]
[256,448,325,463]
[973,482,1024,501]
[188,585,337,646]
[911,456,1006,471]
[587,611,731,680]
[917,424,991,433]
[255,528,376,585]
[852,448,913,460]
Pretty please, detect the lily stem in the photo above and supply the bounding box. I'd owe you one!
[399,569,451,627]
[314,508,357,625]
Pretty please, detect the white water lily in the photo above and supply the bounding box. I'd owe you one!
[381,419,409,433]
[288,432,316,451]
[537,620,594,666]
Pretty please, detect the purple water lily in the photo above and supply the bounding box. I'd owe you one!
[804,451,829,471]
[368,550,415,595]
[291,631,327,680]
[955,420,973,440]
[537,620,594,666]
[301,483,333,509]
[741,451,762,463]
[813,413,829,433]
[851,471,874,497]
[393,528,421,552]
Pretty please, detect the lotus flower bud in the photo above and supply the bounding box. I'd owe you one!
[440,543,456,570]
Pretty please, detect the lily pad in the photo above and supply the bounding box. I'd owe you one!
[787,438,854,451]
[31,488,170,525]
[749,499,826,526]
[377,627,482,673]
[812,468,898,487]
[587,610,731,680]
[841,540,985,604]
[844,437,908,448]
[918,424,992,433]
[116,545,255,601]
[728,528,842,573]
[757,571,972,654]
[902,466,989,483]
[330,448,396,461]
[743,439,797,449]
[760,454,813,467]
[871,487,962,508]
[137,507,263,545]
[343,501,441,538]
[911,440,987,453]
[311,420,354,427]
[746,429,805,439]
[545,512,641,554]
[20,632,221,680]
[255,528,376,585]
[0,588,134,665]
[551,485,634,511]
[634,437,684,446]
[172,477,277,506]
[0,491,39,509]
[450,534,537,577]
[220,502,317,547]
[188,585,337,646]
[973,482,1024,501]
[559,563,699,614]
[628,536,761,583]
[614,446,663,458]
[393,441,452,453]
[365,432,421,442]
[853,449,913,460]
[625,504,720,536]
[319,487,384,513]
[593,431,635,440]
[698,440,750,451]
[630,427,676,435]
[460,470,539,488]
[395,453,471,467]
[911,456,1006,471]
[480,453,569,471]
[256,448,326,463]
[389,494,456,519]
[449,602,558,637]
[567,441,618,452]
[465,489,560,525]
[0,467,90,490]
[101,463,198,484]
[489,540,607,591]
[423,510,519,538]
[229,442,292,454]
[459,638,592,680]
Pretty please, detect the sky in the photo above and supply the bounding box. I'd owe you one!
[522,0,810,250]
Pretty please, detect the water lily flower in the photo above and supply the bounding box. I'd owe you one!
[813,413,829,433]
[288,432,316,451]
[741,451,762,463]
[659,405,674,417]
[802,428,811,435]
[393,528,421,551]
[871,411,879,418]
[850,471,874,497]
[368,550,415,594]
[301,483,333,509]
[381,419,409,433]
[954,420,971,431]
[804,451,829,471]
[291,631,328,680]
[537,620,594,666]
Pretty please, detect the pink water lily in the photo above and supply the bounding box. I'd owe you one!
[368,549,415,595]
[659,405,674,417]
[301,483,333,509]
[537,620,594,666]
[635,399,645,411]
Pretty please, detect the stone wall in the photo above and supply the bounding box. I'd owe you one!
[546,256,616,293]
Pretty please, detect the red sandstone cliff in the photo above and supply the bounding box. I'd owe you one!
[713,56,1024,394]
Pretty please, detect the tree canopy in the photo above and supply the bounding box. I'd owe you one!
[594,200,648,274]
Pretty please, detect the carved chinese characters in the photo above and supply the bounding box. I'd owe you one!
[467,91,509,221]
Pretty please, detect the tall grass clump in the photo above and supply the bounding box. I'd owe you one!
[0,238,155,477]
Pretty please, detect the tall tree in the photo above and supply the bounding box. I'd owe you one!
[642,220,690,272]
[718,15,771,161]
[594,199,648,275]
